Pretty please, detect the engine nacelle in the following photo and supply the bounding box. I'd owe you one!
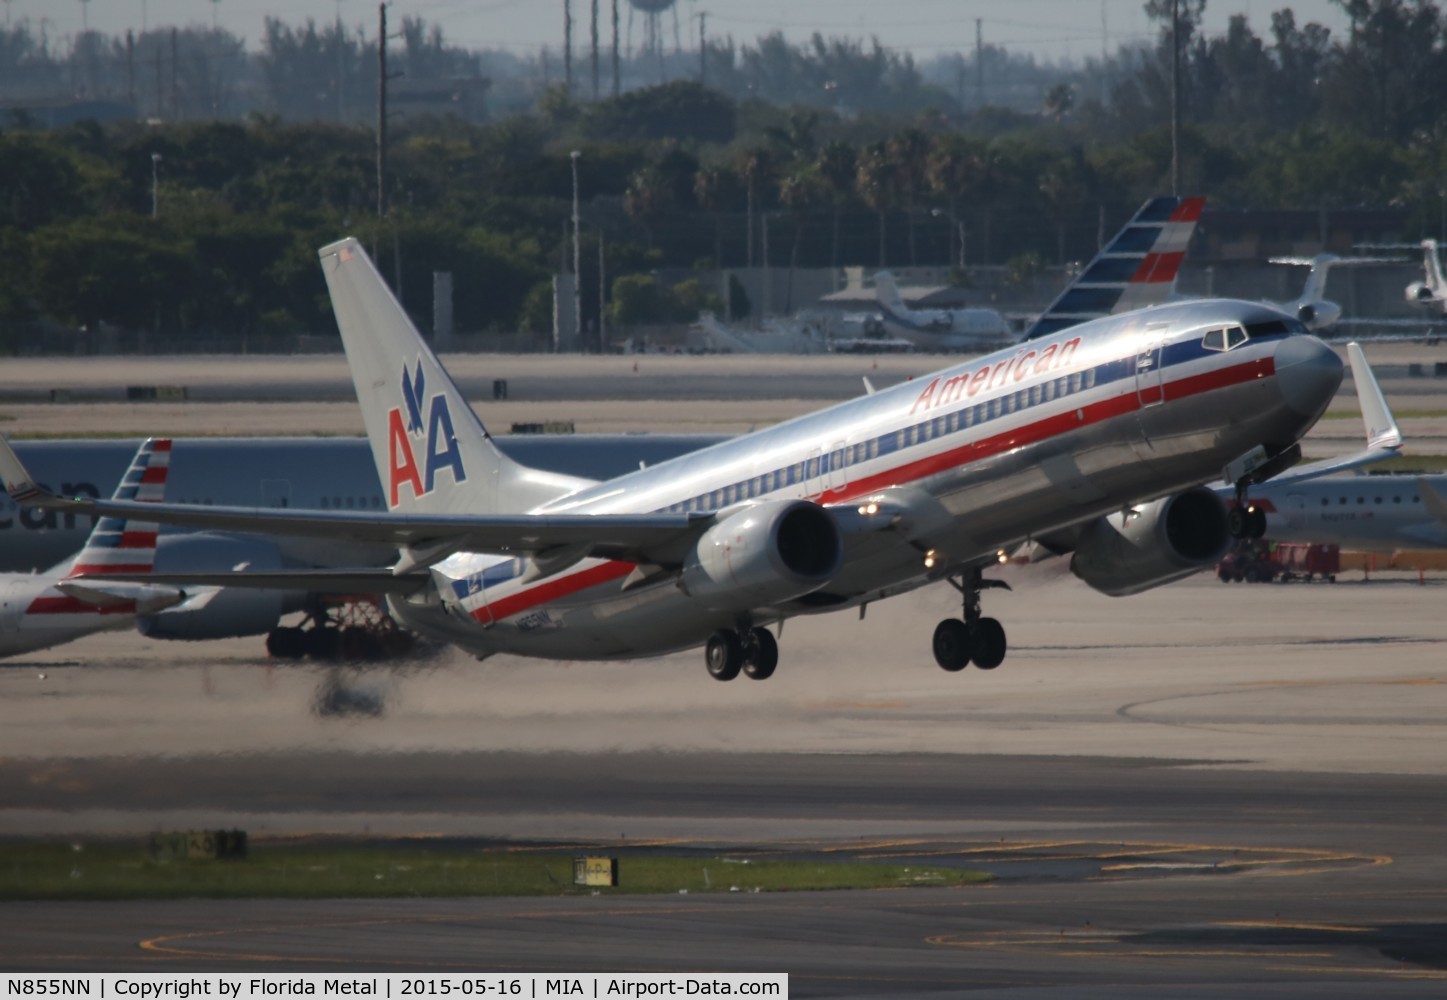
[680,499,843,611]
[1069,487,1230,597]
[1407,280,1434,304]
[137,534,302,640]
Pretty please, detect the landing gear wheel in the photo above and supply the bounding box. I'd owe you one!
[266,626,307,659]
[1248,506,1268,539]
[1228,505,1249,539]
[705,630,744,681]
[932,619,974,672]
[742,627,778,680]
[971,617,1007,670]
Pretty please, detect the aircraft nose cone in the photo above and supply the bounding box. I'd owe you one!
[1274,335,1342,416]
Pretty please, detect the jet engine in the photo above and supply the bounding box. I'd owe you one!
[1407,281,1435,304]
[1069,487,1231,597]
[136,533,305,640]
[680,499,843,611]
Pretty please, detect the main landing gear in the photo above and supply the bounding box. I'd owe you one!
[1228,482,1268,540]
[933,567,1010,672]
[705,625,779,681]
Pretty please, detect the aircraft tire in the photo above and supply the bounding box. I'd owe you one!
[932,619,973,672]
[306,626,343,660]
[266,626,308,660]
[706,630,743,681]
[972,618,1007,670]
[1227,506,1248,539]
[1248,508,1268,539]
[743,627,778,680]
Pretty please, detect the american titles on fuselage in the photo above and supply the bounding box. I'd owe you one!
[910,336,1083,415]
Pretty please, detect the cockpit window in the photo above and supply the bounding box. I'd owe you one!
[1201,326,1249,351]
[1245,318,1305,338]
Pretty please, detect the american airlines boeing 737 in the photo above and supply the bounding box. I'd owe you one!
[0,438,193,658]
[2,238,1364,679]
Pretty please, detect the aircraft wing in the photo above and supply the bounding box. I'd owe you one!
[0,437,709,568]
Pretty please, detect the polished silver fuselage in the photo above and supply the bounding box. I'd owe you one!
[401,300,1342,660]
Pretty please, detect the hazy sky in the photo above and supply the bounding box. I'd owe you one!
[13,1,1355,62]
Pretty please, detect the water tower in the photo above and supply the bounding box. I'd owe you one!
[628,0,677,72]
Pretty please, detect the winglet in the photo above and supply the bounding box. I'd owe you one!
[1242,343,1403,489]
[0,435,46,504]
[1347,342,1402,451]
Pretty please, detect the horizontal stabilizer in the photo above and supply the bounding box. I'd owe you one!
[56,579,185,613]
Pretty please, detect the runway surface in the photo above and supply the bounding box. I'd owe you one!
[2,570,1446,993]
[3,347,1447,992]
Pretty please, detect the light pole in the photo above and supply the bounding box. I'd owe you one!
[150,152,162,218]
[570,149,583,352]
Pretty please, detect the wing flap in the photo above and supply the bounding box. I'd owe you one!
[70,568,430,595]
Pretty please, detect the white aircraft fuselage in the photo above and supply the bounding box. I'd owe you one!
[1251,474,1447,551]
[407,300,1341,660]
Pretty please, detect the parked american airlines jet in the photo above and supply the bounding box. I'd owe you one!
[3,238,1359,679]
[871,271,1014,349]
[0,438,190,658]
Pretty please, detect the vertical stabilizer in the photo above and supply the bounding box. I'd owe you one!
[1026,196,1204,340]
[1424,239,1447,294]
[873,271,910,318]
[318,238,593,515]
[62,437,170,579]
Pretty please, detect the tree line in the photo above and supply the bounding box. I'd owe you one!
[1,1,1446,346]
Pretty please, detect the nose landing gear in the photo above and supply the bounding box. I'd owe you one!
[933,566,1010,672]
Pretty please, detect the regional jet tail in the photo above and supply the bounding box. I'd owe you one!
[871,271,1014,349]
[5,238,1350,681]
[1025,195,1204,340]
[1266,254,1398,331]
[0,438,189,658]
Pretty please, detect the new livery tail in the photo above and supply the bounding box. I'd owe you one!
[62,438,170,580]
[1025,195,1204,340]
[317,238,592,516]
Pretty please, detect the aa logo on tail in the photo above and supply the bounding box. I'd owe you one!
[387,358,467,506]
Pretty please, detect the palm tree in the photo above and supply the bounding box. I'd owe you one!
[736,147,776,269]
[778,164,827,312]
[855,141,899,268]
[694,163,742,268]
[926,134,980,269]
[887,128,931,265]
[814,140,858,269]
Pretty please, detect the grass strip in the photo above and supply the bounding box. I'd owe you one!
[0,842,990,901]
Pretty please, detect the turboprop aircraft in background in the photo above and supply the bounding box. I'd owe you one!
[1025,196,1204,340]
[0,438,196,658]
[3,237,1356,680]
